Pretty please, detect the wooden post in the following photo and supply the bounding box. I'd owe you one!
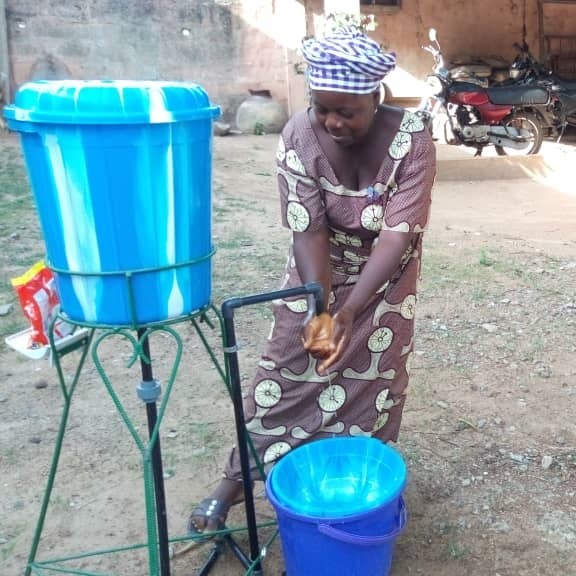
[304,0,317,37]
[537,0,545,61]
[0,0,11,104]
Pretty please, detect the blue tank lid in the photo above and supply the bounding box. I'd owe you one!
[3,80,220,125]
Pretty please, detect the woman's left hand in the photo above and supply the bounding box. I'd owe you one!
[318,307,354,373]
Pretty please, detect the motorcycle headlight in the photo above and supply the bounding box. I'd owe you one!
[509,68,521,79]
[426,75,444,96]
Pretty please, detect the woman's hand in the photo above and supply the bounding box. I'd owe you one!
[318,307,354,372]
[303,312,334,359]
[303,309,355,372]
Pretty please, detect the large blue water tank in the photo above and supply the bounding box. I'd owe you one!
[4,80,220,326]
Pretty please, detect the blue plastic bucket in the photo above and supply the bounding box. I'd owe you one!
[3,80,220,326]
[265,437,407,576]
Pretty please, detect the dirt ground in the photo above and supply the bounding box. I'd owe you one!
[1,130,576,576]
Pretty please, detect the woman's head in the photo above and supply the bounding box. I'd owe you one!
[301,27,396,146]
[311,89,379,146]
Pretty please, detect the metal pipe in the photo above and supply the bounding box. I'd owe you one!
[138,329,171,576]
[220,282,324,571]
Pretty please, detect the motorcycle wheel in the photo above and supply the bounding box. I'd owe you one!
[494,112,543,156]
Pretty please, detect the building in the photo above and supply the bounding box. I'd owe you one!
[2,0,575,120]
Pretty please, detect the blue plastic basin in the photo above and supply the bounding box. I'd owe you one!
[269,436,407,518]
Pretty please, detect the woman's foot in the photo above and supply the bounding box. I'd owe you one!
[187,478,245,536]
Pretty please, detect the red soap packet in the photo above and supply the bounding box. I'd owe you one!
[10,261,73,348]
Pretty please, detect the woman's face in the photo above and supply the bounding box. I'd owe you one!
[311,90,379,147]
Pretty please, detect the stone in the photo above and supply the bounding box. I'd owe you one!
[213,121,231,136]
[541,455,554,469]
[0,304,12,316]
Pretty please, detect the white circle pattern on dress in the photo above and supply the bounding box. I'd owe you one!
[368,327,393,352]
[318,384,346,412]
[254,379,283,408]
[286,201,311,232]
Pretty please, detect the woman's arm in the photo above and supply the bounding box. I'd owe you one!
[293,227,336,357]
[340,230,415,319]
[318,229,415,371]
[293,228,332,314]
[275,118,331,331]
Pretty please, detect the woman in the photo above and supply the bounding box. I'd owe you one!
[188,26,436,535]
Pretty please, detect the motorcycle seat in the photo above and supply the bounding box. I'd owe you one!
[554,77,576,91]
[487,85,549,106]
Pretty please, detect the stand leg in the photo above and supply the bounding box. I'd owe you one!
[92,325,185,576]
[25,330,93,576]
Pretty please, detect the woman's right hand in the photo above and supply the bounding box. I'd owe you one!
[317,307,354,372]
[302,312,335,359]
[302,308,355,373]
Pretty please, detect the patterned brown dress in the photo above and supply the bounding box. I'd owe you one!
[224,107,436,482]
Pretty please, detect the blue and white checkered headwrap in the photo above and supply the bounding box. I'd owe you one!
[301,27,396,94]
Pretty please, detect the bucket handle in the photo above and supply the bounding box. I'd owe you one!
[317,497,407,547]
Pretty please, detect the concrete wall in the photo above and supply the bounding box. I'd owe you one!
[5,0,309,121]
[3,0,571,116]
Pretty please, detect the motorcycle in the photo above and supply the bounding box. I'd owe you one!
[416,28,550,156]
[506,40,576,133]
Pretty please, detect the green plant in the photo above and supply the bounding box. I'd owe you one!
[470,285,488,302]
[0,525,25,563]
[324,12,378,33]
[479,249,494,267]
[447,542,471,560]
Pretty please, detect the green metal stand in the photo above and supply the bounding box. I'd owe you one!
[23,304,276,576]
